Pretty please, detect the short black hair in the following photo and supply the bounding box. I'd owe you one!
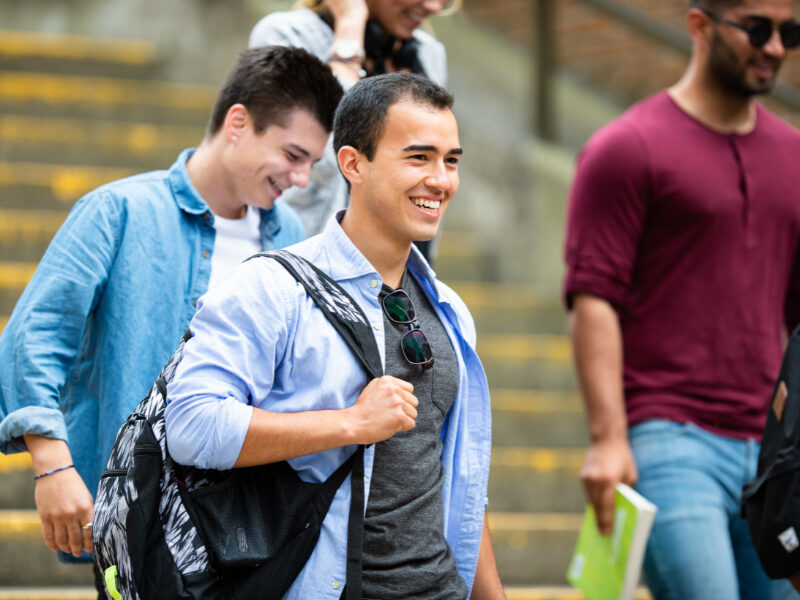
[333,73,454,161]
[207,46,343,136]
[690,0,744,11]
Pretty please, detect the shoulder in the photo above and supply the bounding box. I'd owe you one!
[249,9,331,55]
[412,28,447,85]
[755,104,800,143]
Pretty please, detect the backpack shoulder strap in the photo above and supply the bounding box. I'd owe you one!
[249,250,383,380]
[248,249,379,600]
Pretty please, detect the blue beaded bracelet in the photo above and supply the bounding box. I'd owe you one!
[34,464,75,480]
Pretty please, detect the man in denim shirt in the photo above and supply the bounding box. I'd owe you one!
[0,45,342,580]
[165,74,504,598]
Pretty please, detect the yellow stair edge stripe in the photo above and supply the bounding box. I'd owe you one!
[0,71,216,111]
[492,447,583,471]
[0,262,36,290]
[491,389,582,413]
[505,587,652,600]
[0,510,583,540]
[0,209,67,245]
[0,453,32,473]
[0,590,96,600]
[488,512,583,533]
[0,115,204,157]
[0,315,7,333]
[0,447,583,475]
[0,162,134,203]
[448,280,544,310]
[0,30,156,65]
[478,333,571,362]
[0,587,660,600]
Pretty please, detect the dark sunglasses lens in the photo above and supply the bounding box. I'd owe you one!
[401,329,433,365]
[384,291,415,323]
[781,22,800,48]
[748,19,773,47]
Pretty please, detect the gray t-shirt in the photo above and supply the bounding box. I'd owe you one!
[361,270,467,600]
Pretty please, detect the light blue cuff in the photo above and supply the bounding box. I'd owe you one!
[0,406,68,454]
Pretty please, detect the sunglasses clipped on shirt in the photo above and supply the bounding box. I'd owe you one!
[381,289,435,370]
[703,9,800,49]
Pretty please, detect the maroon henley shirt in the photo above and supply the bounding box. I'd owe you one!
[565,91,800,440]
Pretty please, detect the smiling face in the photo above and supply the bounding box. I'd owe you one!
[705,0,794,96]
[227,107,328,212]
[352,99,461,247]
[367,0,449,39]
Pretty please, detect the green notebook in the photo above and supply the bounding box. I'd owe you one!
[566,483,657,600]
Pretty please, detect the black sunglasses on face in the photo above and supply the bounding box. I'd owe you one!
[703,9,800,49]
[381,289,435,369]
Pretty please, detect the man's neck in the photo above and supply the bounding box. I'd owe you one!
[340,209,411,289]
[668,62,757,134]
[185,138,248,219]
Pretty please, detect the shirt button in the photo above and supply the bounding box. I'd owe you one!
[332,581,341,590]
[373,321,381,331]
[203,212,211,221]
[202,250,210,259]
[369,279,378,288]
[192,298,198,307]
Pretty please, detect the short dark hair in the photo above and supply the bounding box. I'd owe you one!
[690,0,744,11]
[207,46,343,137]
[333,73,454,161]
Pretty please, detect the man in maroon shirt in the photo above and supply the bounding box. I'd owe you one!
[565,1,800,598]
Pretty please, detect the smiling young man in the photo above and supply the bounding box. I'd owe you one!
[164,73,504,599]
[565,1,800,598]
[0,46,341,593]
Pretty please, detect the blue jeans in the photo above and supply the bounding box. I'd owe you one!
[629,419,799,600]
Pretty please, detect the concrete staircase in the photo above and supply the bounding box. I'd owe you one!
[0,25,650,600]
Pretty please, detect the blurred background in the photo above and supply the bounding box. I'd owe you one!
[1,1,799,598]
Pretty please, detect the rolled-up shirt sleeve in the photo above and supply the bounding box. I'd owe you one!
[563,121,652,311]
[165,260,293,470]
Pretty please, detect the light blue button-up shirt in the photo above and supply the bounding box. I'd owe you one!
[165,214,492,598]
[0,148,304,499]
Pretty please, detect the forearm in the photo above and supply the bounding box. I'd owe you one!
[24,435,74,474]
[470,513,505,600]
[569,293,628,442]
[233,406,357,467]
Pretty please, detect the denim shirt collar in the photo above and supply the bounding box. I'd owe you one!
[168,148,282,239]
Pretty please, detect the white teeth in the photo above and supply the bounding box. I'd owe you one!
[413,198,441,209]
[269,177,284,192]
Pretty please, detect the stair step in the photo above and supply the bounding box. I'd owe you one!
[504,587,652,600]
[0,511,93,585]
[0,115,203,169]
[0,29,157,79]
[0,508,582,586]
[0,210,66,263]
[0,71,215,124]
[0,586,655,599]
[0,590,96,600]
[0,161,134,210]
[447,280,566,334]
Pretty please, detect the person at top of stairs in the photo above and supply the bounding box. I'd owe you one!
[0,45,341,595]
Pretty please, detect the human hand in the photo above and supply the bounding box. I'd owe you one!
[326,0,369,27]
[346,376,418,444]
[34,467,94,557]
[580,436,638,535]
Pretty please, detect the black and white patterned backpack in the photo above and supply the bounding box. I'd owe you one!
[92,251,382,600]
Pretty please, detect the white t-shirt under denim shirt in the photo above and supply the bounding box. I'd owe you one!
[209,206,262,289]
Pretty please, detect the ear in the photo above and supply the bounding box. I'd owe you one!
[687,7,713,49]
[223,103,249,143]
[337,146,366,186]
